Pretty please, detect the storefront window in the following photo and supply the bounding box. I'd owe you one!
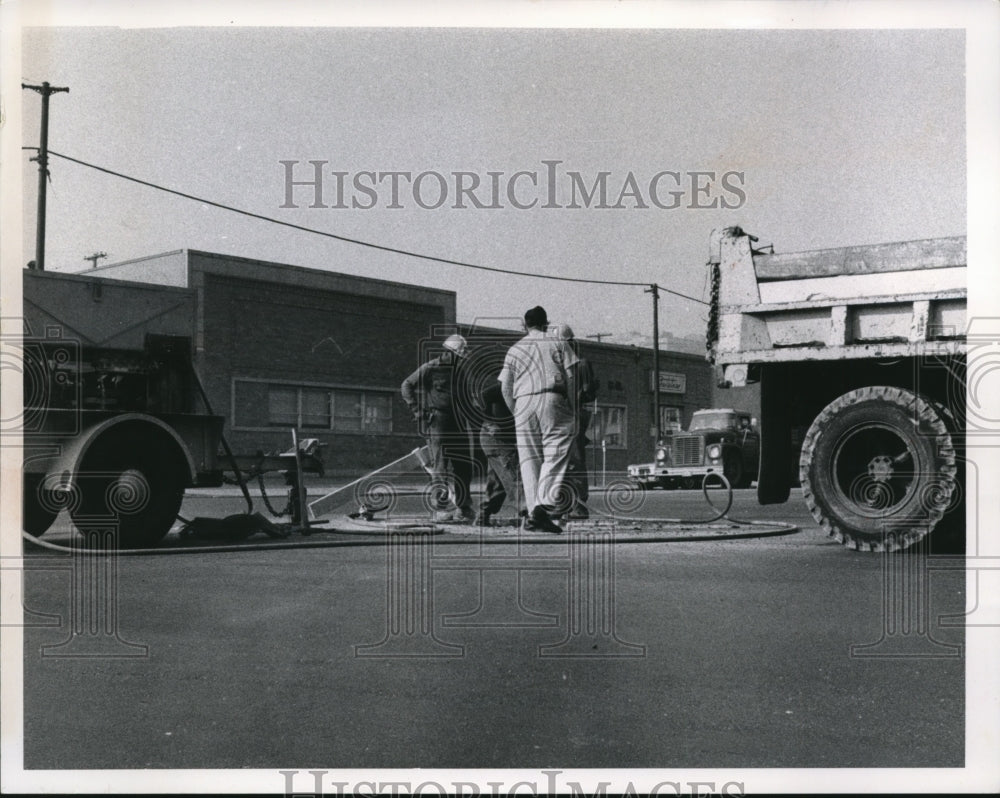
[660,406,682,434]
[592,404,627,449]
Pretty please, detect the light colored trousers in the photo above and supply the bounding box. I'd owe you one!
[513,391,576,511]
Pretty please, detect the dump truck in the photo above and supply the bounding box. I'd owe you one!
[627,408,759,490]
[19,269,227,547]
[707,227,966,552]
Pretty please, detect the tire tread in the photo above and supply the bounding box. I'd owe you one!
[799,386,955,553]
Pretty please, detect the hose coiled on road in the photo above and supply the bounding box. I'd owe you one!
[20,471,798,556]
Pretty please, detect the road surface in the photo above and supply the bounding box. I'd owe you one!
[19,488,965,772]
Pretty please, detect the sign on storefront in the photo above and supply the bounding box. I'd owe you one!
[649,371,686,394]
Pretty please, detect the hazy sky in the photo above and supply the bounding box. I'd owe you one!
[21,23,965,341]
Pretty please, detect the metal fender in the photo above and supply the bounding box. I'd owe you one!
[45,413,197,490]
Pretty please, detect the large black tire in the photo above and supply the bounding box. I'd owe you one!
[799,386,957,552]
[69,435,186,548]
[23,474,58,537]
[723,451,745,489]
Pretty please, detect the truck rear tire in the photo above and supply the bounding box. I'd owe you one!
[23,474,58,537]
[723,452,745,489]
[800,386,956,552]
[69,437,186,548]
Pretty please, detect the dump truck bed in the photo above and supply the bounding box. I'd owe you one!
[708,229,967,385]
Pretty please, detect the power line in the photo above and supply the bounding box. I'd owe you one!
[24,147,709,304]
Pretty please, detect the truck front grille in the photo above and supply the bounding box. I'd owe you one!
[672,435,705,467]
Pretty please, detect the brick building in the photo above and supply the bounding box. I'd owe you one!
[89,249,453,474]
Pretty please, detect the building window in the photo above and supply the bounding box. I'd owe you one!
[235,379,393,434]
[268,386,298,427]
[592,404,627,449]
[364,393,393,433]
[333,390,362,432]
[301,388,332,429]
[660,406,682,434]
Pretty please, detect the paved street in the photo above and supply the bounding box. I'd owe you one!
[20,488,965,771]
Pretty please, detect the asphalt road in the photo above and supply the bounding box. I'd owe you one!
[20,488,965,771]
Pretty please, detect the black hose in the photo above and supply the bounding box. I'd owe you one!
[188,361,254,515]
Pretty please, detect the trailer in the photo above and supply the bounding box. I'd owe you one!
[20,270,227,547]
[707,227,966,551]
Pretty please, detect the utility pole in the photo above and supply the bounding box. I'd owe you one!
[645,283,661,439]
[84,252,108,269]
[22,81,70,272]
[586,333,613,343]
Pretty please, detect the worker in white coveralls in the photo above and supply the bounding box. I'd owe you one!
[499,306,577,534]
[550,322,597,520]
[401,334,476,523]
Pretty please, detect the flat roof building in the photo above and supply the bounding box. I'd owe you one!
[89,249,454,474]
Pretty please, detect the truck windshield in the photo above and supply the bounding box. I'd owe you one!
[688,412,738,431]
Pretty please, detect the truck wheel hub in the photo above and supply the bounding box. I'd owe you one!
[867,455,894,483]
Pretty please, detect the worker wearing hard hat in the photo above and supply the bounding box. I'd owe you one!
[498,306,578,534]
[401,333,476,523]
[550,322,597,520]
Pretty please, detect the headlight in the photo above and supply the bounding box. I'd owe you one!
[707,444,722,460]
[655,447,669,463]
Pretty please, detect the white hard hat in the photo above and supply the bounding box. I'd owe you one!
[551,323,575,341]
[442,334,468,358]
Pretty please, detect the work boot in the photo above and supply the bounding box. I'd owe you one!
[529,506,562,534]
[473,511,492,527]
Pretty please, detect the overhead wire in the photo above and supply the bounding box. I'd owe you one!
[23,147,709,304]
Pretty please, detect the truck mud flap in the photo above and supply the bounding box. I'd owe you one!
[757,365,791,505]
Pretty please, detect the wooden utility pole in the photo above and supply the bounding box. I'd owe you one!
[22,81,70,271]
[84,252,107,269]
[645,284,662,439]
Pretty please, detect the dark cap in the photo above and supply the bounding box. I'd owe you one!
[524,305,548,329]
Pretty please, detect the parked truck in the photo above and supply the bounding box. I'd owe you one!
[19,270,227,547]
[627,408,760,490]
[707,227,966,552]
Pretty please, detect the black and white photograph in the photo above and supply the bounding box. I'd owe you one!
[2,1,999,795]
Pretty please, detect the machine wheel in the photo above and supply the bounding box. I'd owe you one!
[69,436,186,548]
[723,452,745,489]
[799,386,956,552]
[23,474,58,537]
